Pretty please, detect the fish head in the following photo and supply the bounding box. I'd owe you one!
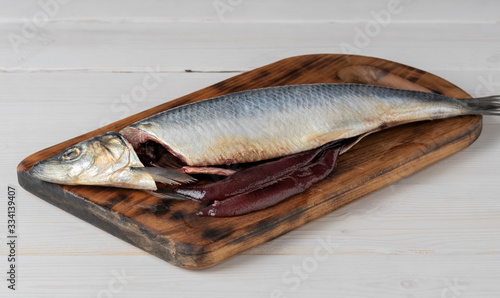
[29,132,158,190]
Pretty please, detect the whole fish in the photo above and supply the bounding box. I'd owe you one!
[29,83,500,214]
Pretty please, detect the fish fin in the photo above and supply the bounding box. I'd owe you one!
[182,166,237,176]
[144,189,198,201]
[132,167,197,185]
[339,132,372,154]
[463,95,500,116]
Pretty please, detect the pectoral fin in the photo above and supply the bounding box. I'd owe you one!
[132,167,197,186]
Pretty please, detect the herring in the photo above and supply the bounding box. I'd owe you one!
[29,83,500,191]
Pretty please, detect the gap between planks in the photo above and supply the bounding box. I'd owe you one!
[0,19,499,24]
[3,67,500,74]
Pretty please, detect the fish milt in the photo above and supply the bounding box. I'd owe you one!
[28,84,500,216]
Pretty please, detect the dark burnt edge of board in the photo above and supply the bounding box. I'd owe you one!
[16,170,209,269]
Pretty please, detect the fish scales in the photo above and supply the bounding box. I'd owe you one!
[121,83,470,166]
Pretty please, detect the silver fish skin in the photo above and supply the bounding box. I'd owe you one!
[120,83,484,166]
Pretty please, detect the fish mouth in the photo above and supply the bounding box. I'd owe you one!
[28,161,44,179]
[28,159,69,184]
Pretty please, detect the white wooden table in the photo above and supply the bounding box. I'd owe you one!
[1,1,499,297]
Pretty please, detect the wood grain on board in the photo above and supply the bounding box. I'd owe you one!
[17,54,481,269]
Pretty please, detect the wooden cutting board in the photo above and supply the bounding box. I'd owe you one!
[17,54,481,269]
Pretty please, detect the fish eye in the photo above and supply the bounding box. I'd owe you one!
[62,147,81,161]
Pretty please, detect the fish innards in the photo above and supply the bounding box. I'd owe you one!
[29,83,500,217]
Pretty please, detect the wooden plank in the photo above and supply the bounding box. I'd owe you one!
[0,0,498,22]
[2,255,499,298]
[17,54,484,268]
[1,22,499,72]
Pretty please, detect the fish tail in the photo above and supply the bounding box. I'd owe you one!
[463,95,500,116]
